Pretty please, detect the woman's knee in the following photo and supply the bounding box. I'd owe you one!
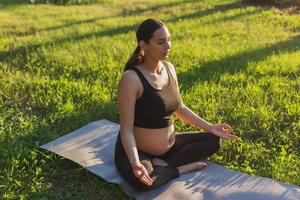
[210,134,222,152]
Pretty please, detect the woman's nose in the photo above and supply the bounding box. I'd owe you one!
[165,42,171,50]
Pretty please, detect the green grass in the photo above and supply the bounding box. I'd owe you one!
[0,0,299,199]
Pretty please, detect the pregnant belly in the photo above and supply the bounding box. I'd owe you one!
[133,125,176,156]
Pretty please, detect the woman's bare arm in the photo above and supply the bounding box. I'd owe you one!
[117,71,141,166]
[164,61,213,131]
[175,104,213,131]
[118,70,154,185]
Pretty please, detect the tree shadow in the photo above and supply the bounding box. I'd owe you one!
[0,0,28,7]
[0,0,254,68]
[177,34,300,90]
[2,0,299,198]
[121,0,197,16]
[39,129,300,200]
[43,158,132,199]
[179,163,300,199]
[245,0,300,8]
[0,96,124,198]
[5,0,199,37]
[5,16,110,37]
[199,7,261,27]
[0,23,137,64]
[167,0,248,24]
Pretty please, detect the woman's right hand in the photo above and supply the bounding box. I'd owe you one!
[132,161,153,186]
[210,123,238,141]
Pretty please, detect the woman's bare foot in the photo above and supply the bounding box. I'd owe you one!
[152,158,168,166]
[177,161,208,174]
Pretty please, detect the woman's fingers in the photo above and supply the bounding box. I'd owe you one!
[141,170,153,184]
[133,165,153,186]
[143,175,153,185]
[227,133,238,141]
[221,123,232,133]
[141,173,153,186]
[218,123,238,141]
[218,130,238,141]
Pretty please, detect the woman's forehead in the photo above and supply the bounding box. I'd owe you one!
[152,26,171,39]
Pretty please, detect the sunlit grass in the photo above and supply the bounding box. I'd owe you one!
[0,0,299,199]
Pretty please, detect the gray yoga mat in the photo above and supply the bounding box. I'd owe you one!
[40,119,300,200]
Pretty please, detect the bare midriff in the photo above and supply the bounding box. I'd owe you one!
[133,125,176,156]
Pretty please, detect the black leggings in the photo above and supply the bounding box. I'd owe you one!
[114,131,221,191]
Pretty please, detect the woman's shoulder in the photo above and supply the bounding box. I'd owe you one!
[162,60,177,80]
[162,60,174,68]
[119,68,142,88]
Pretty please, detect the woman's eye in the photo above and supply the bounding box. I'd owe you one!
[158,38,171,44]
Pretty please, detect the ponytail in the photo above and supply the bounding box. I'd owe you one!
[124,46,144,71]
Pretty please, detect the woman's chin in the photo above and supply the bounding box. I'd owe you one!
[161,55,169,60]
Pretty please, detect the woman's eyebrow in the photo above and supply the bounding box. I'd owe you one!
[157,36,172,41]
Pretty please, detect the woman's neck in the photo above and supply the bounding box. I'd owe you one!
[141,56,162,74]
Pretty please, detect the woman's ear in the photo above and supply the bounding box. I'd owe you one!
[139,40,147,52]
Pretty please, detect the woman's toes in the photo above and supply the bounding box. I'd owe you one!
[177,161,208,174]
[195,162,207,169]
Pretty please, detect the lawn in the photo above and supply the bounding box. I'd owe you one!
[0,0,299,199]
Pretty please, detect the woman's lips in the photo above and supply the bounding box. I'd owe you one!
[162,52,169,56]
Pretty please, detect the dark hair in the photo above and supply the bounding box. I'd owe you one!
[124,18,165,71]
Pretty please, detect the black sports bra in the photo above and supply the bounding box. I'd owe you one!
[131,62,181,129]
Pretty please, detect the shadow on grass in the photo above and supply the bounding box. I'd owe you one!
[2,0,198,37]
[0,0,28,7]
[167,0,248,24]
[0,1,251,66]
[6,16,111,37]
[0,23,137,68]
[42,158,131,199]
[189,6,261,27]
[3,1,299,198]
[0,97,127,199]
[121,0,197,16]
[177,34,300,90]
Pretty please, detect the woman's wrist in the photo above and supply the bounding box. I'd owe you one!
[205,124,214,133]
[194,116,214,132]
[130,160,141,167]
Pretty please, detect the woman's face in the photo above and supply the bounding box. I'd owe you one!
[142,26,171,60]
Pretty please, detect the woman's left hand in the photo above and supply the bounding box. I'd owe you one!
[210,123,238,141]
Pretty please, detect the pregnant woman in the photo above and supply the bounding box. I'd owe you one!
[114,18,238,191]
